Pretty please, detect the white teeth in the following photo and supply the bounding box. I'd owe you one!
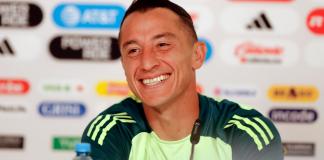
[142,74,169,86]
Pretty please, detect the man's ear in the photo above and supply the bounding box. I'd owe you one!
[192,41,207,69]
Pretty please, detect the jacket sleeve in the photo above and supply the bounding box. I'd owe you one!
[221,102,284,160]
[81,114,134,160]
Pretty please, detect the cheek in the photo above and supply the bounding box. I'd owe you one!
[162,51,192,73]
[124,66,136,91]
[122,60,137,80]
[172,52,193,67]
[124,66,134,79]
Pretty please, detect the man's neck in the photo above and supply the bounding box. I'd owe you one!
[143,90,199,141]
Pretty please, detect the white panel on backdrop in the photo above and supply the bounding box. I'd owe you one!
[0,35,41,61]
[305,41,324,68]
[0,0,323,160]
[181,4,215,34]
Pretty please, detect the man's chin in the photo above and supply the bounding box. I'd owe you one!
[141,97,167,109]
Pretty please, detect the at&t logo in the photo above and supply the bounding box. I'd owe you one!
[53,3,125,29]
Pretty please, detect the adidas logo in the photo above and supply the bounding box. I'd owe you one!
[0,39,15,56]
[246,12,273,30]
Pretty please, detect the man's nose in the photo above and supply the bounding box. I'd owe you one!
[140,47,160,72]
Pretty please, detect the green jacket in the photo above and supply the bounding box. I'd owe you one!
[82,94,284,160]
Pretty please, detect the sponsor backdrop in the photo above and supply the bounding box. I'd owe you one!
[0,0,323,159]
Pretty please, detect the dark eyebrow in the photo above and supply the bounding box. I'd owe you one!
[122,32,176,49]
[152,32,176,40]
[122,40,138,50]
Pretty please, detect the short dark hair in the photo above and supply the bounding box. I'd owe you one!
[118,0,198,43]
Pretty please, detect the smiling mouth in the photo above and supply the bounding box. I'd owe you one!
[141,74,171,86]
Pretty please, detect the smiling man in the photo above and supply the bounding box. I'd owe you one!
[81,0,284,160]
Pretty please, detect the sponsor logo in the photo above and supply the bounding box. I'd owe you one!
[49,35,120,61]
[40,80,85,95]
[283,142,315,156]
[220,6,299,35]
[52,136,80,151]
[96,81,132,97]
[0,104,26,113]
[214,85,257,98]
[0,135,24,149]
[307,8,324,35]
[0,79,29,95]
[0,2,42,28]
[269,108,317,123]
[199,38,213,62]
[0,38,14,56]
[53,3,125,29]
[236,41,281,63]
[246,12,273,30]
[38,102,86,117]
[220,39,298,66]
[268,85,319,102]
[305,41,324,67]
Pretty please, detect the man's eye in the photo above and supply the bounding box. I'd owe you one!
[127,48,140,55]
[157,43,171,50]
[158,43,169,47]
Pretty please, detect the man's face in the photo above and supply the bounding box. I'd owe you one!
[119,8,205,108]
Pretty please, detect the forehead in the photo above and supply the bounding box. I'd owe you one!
[123,7,181,26]
[119,8,183,41]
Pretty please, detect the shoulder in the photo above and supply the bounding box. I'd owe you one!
[222,102,284,159]
[81,97,149,159]
[200,95,264,131]
[200,94,274,132]
[200,95,283,159]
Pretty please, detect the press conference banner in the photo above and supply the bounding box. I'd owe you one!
[0,0,323,159]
